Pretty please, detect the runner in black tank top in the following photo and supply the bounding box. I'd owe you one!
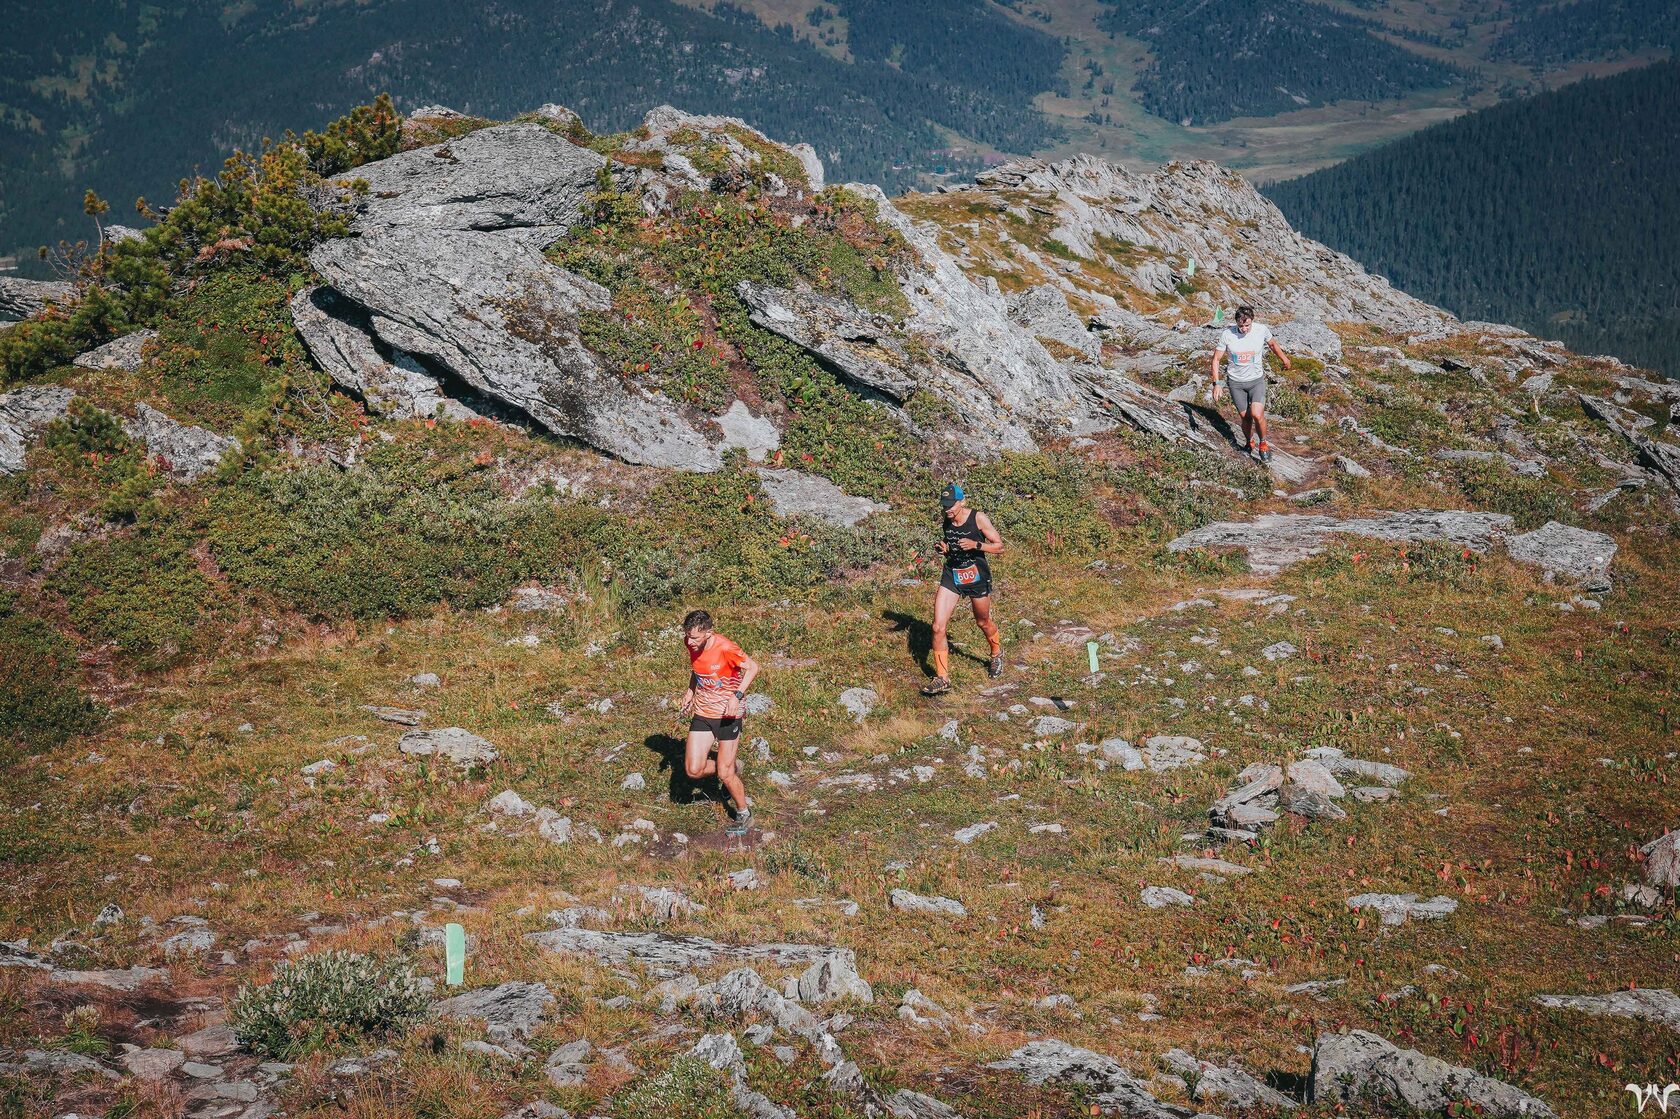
[923,483,1005,696]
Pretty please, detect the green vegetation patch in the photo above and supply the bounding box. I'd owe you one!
[231,950,428,1059]
[0,592,102,751]
[149,269,303,429]
[45,522,220,668]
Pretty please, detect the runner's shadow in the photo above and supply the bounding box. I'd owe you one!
[1180,400,1249,452]
[882,609,989,674]
[644,732,713,806]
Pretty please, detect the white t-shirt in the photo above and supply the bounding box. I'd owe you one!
[1217,323,1273,383]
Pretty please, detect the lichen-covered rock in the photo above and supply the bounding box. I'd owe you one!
[397,727,498,766]
[1007,285,1101,362]
[0,276,75,320]
[753,467,886,526]
[1533,988,1680,1034]
[1168,510,1515,574]
[431,981,557,1039]
[123,402,238,481]
[290,286,479,421]
[1642,830,1680,890]
[1310,1030,1554,1117]
[0,385,74,473]
[989,1039,1217,1119]
[1160,1048,1300,1110]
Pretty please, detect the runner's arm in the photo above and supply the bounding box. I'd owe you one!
[973,512,1004,555]
[1211,346,1227,396]
[1268,337,1293,372]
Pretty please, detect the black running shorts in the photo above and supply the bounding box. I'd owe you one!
[689,715,743,740]
[940,561,993,599]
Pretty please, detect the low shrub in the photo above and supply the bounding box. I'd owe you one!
[612,1055,736,1119]
[0,593,102,751]
[46,524,220,667]
[230,951,429,1059]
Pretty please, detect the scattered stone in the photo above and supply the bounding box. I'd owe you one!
[1351,786,1397,804]
[1285,759,1346,799]
[398,727,498,766]
[889,889,967,918]
[161,925,216,958]
[1033,715,1077,736]
[411,672,441,688]
[1532,988,1680,1034]
[742,694,773,716]
[616,885,704,923]
[1160,855,1251,877]
[93,904,124,926]
[544,1038,593,1087]
[898,989,953,1029]
[621,772,646,791]
[177,1023,238,1059]
[1262,641,1297,662]
[536,809,573,845]
[788,953,874,1005]
[1278,783,1347,821]
[728,868,762,891]
[181,1060,224,1079]
[0,385,76,474]
[364,705,425,725]
[1310,1030,1555,1117]
[1160,1049,1299,1110]
[1346,893,1459,926]
[486,790,537,817]
[837,687,877,723]
[953,821,998,845]
[1304,746,1410,787]
[121,1048,186,1081]
[1140,886,1195,909]
[300,758,337,778]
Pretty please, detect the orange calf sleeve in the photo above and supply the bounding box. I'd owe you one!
[932,644,949,678]
[978,617,1001,655]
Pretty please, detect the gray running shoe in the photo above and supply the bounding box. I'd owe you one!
[726,808,753,837]
[921,676,952,697]
[1259,442,1274,463]
[988,654,1004,678]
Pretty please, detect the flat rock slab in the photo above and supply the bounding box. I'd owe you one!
[0,276,75,319]
[1310,1030,1555,1118]
[753,467,886,526]
[50,966,169,990]
[1168,510,1515,575]
[525,927,853,980]
[1506,521,1617,591]
[1533,988,1680,1034]
[398,727,498,766]
[1346,893,1458,926]
[0,385,75,474]
[432,981,557,1038]
[74,329,155,372]
[889,889,967,918]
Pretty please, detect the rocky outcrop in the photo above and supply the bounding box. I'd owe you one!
[1007,286,1101,362]
[1506,521,1616,591]
[123,402,238,481]
[970,154,1455,337]
[1167,510,1515,574]
[0,277,75,320]
[290,287,479,421]
[73,329,155,372]
[752,467,885,526]
[1579,393,1680,498]
[0,385,74,473]
[1160,1049,1299,1110]
[738,282,921,400]
[1310,1030,1555,1117]
[300,122,723,469]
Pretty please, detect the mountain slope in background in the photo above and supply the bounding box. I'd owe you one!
[0,0,1065,266]
[1266,59,1680,378]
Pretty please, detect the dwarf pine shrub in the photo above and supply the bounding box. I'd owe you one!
[230,950,429,1058]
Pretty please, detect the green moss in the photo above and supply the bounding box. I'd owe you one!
[150,269,300,429]
[0,593,102,751]
[967,452,1118,555]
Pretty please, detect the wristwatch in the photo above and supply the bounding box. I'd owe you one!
[733,690,745,700]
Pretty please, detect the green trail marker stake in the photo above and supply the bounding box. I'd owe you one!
[445,922,465,986]
[1213,307,1224,325]
[1186,257,1197,277]
[1087,640,1100,674]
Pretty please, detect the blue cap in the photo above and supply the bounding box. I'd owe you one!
[939,483,964,509]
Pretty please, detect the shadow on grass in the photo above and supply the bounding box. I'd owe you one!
[882,608,989,675]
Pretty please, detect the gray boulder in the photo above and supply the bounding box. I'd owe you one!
[788,952,874,1004]
[431,981,557,1039]
[738,282,921,400]
[0,385,74,473]
[123,402,238,480]
[753,467,886,526]
[1140,886,1195,909]
[1168,510,1514,575]
[1506,521,1617,591]
[1305,746,1411,787]
[1272,319,1342,361]
[1278,782,1347,821]
[1345,893,1458,926]
[121,1048,186,1080]
[838,687,877,722]
[989,1039,1217,1119]
[1532,988,1680,1034]
[889,889,966,918]
[1310,1030,1555,1117]
[0,277,75,319]
[73,329,155,372]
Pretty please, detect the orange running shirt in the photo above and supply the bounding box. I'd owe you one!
[688,634,748,718]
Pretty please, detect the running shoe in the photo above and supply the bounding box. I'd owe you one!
[988,654,1004,679]
[1246,440,1261,461]
[726,808,753,837]
[1259,441,1274,463]
[921,676,952,696]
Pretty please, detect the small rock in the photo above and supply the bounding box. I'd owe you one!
[953,821,998,845]
[181,1061,224,1079]
[487,790,537,817]
[121,1048,185,1080]
[362,705,426,726]
[411,672,441,688]
[621,772,646,791]
[889,889,966,918]
[837,687,877,722]
[1140,886,1195,909]
[728,869,762,891]
[1262,641,1297,662]
[1033,715,1076,737]
[398,727,498,766]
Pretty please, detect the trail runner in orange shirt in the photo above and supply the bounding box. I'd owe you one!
[678,608,760,837]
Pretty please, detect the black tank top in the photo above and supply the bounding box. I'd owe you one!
[943,511,989,570]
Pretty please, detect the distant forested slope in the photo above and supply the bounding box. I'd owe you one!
[1491,0,1679,67]
[1267,60,1679,377]
[0,0,1064,268]
[1099,0,1463,124]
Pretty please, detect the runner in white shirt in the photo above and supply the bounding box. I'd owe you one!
[1211,306,1292,463]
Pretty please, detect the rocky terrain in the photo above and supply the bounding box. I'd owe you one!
[1,100,1677,1119]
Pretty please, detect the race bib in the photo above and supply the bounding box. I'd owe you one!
[953,565,980,586]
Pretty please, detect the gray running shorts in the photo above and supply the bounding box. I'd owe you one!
[1229,378,1267,413]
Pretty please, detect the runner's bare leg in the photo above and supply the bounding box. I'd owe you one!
[685,728,718,780]
[713,734,747,813]
[930,585,961,679]
[971,593,1001,656]
[1251,402,1269,446]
